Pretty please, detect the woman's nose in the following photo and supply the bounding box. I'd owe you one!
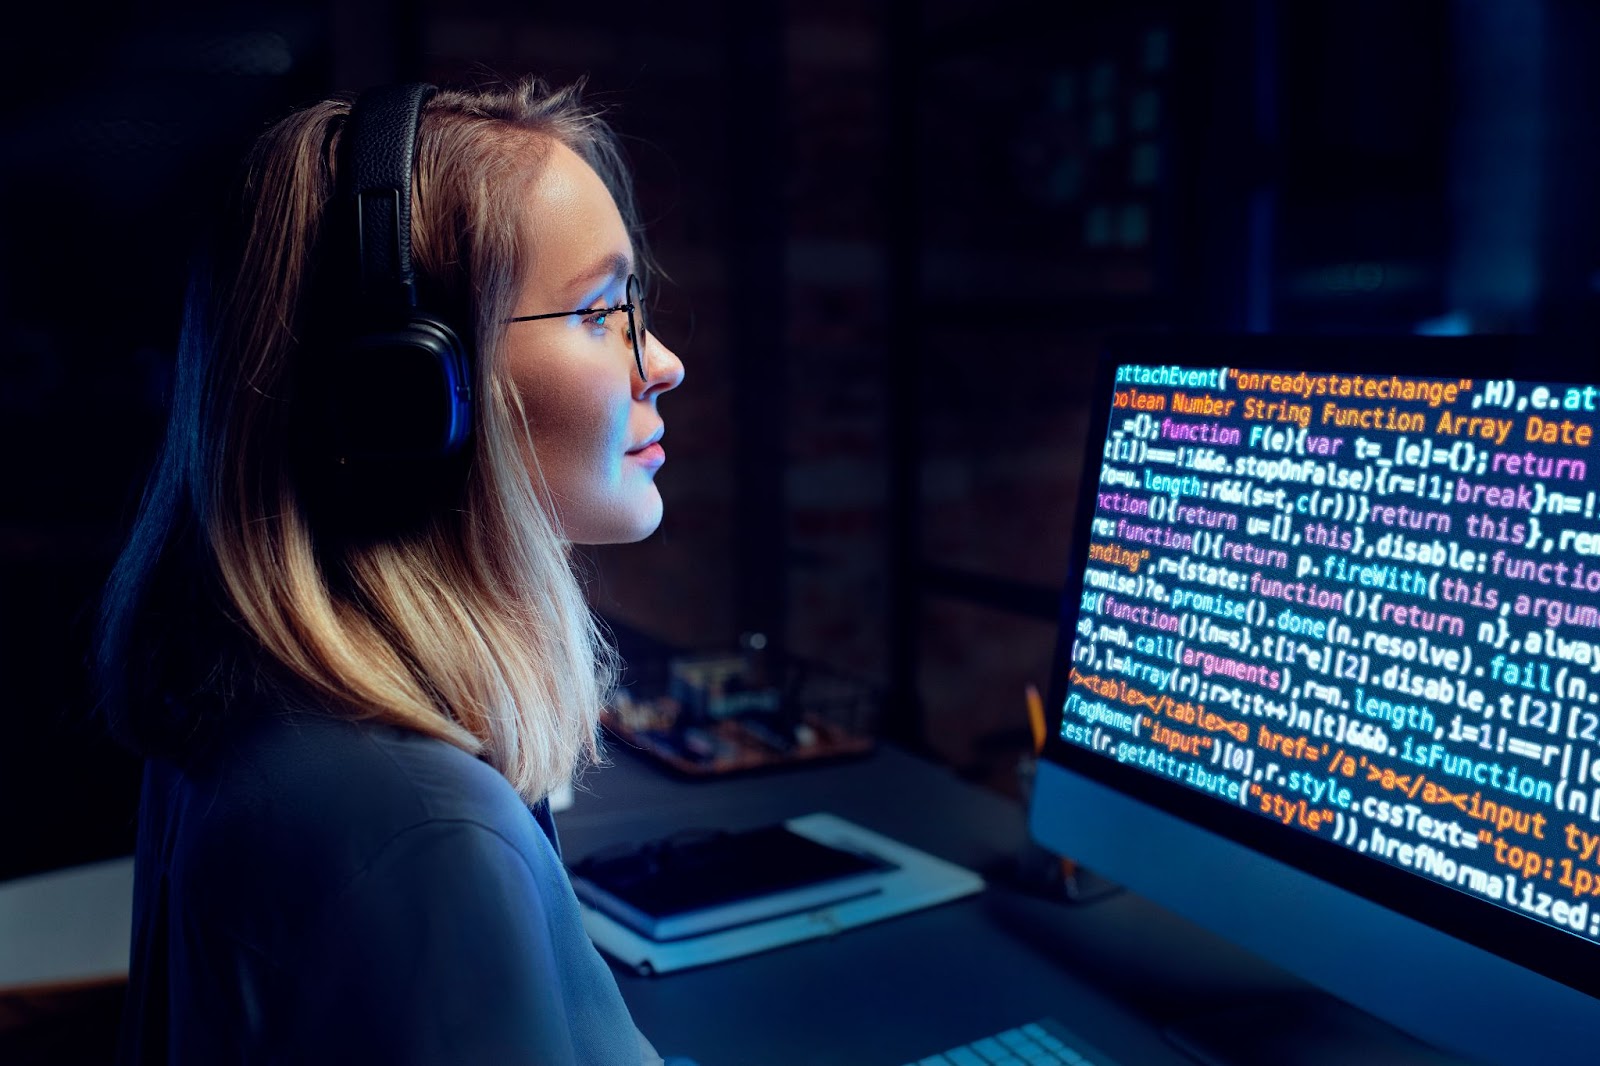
[639,330,684,398]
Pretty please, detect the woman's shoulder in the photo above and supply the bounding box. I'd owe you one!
[153,689,550,948]
[184,690,521,826]
[224,696,520,821]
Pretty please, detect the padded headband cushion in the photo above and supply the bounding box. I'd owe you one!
[341,83,438,318]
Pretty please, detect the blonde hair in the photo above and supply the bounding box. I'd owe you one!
[97,78,639,802]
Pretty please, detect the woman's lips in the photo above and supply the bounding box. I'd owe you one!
[628,441,665,467]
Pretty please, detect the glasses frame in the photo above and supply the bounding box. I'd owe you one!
[504,273,646,380]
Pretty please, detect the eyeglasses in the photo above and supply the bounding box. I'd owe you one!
[505,273,647,380]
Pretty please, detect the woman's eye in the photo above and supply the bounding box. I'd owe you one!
[582,297,625,334]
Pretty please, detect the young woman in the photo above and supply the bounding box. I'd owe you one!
[97,77,685,1063]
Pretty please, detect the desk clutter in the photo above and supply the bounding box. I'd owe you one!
[571,814,984,975]
[603,631,877,776]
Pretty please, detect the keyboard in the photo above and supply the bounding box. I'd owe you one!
[903,1017,1116,1066]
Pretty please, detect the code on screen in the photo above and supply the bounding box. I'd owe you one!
[1066,364,1600,945]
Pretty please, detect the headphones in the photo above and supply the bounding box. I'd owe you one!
[321,82,473,467]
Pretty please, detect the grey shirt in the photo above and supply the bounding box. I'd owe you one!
[118,700,661,1065]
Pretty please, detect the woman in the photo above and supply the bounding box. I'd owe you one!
[96,77,685,1063]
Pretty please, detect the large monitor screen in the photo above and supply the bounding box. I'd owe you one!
[1035,337,1600,1056]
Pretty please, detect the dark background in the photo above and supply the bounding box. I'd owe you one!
[1,0,1597,1046]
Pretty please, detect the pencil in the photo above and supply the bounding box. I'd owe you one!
[1025,683,1046,754]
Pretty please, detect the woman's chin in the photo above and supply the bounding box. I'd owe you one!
[564,495,663,545]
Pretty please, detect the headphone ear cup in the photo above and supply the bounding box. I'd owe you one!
[327,313,472,462]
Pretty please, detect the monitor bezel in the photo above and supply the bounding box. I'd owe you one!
[1040,333,1600,999]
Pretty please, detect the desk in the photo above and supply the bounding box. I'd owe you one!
[560,744,1468,1066]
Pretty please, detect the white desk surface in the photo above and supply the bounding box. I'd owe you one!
[0,857,133,994]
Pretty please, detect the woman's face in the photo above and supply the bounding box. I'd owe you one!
[503,142,684,544]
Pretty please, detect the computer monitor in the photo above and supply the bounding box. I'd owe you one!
[1031,335,1600,1064]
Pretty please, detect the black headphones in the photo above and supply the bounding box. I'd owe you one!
[322,82,473,466]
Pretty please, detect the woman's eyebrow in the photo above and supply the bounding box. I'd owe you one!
[566,252,632,306]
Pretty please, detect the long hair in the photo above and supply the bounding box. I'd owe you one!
[96,78,638,803]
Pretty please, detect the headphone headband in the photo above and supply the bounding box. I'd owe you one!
[342,83,437,320]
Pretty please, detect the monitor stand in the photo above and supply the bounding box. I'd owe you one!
[1162,989,1472,1066]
